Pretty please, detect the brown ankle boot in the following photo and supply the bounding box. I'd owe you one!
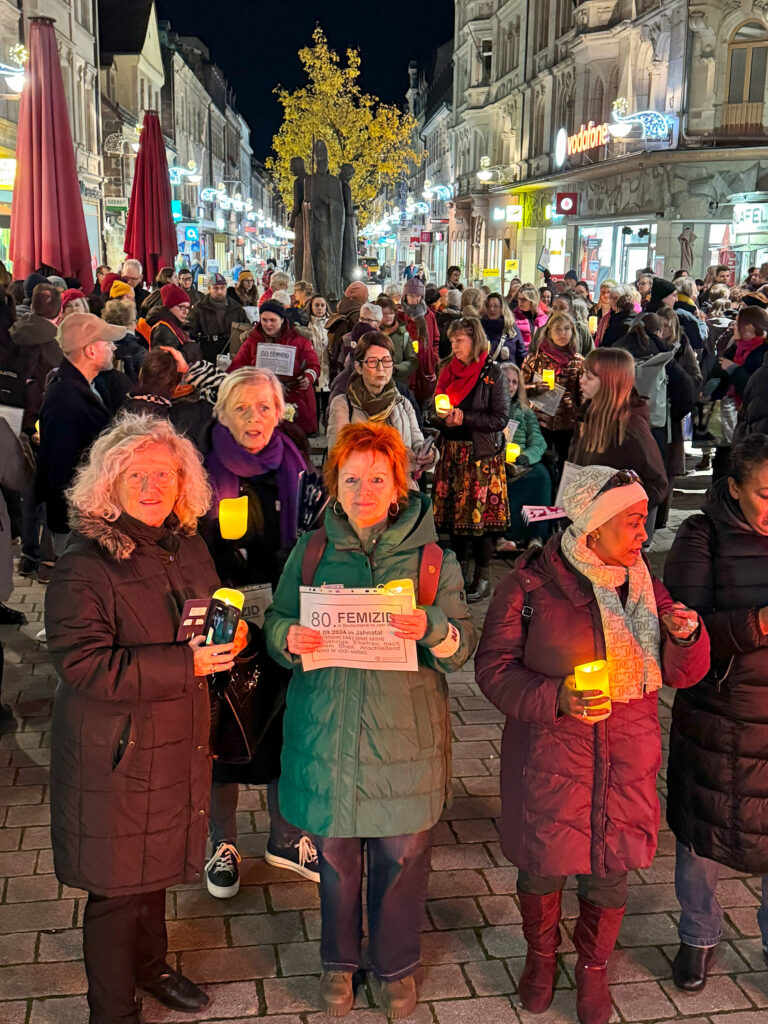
[319,972,354,1017]
[517,889,562,1012]
[573,898,625,1024]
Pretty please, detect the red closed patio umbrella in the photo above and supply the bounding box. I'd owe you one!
[9,17,93,290]
[124,110,177,284]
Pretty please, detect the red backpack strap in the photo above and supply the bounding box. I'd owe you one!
[301,526,328,587]
[418,542,444,607]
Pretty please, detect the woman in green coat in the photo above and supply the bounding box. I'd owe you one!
[497,362,553,552]
[264,421,477,1020]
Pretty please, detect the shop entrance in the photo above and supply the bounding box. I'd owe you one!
[619,225,656,282]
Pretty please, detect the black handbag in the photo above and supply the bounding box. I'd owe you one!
[209,656,261,765]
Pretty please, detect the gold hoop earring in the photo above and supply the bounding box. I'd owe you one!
[332,500,343,515]
[389,501,400,517]
[590,531,600,543]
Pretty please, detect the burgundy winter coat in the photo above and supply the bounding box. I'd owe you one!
[229,321,320,434]
[475,536,710,877]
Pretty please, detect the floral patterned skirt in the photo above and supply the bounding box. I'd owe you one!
[432,440,509,535]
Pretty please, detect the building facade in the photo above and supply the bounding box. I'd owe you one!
[398,0,768,290]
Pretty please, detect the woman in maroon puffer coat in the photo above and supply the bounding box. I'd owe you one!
[476,465,709,1024]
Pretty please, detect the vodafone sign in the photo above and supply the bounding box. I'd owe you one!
[554,121,610,167]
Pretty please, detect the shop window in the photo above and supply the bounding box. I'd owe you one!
[725,21,768,133]
[480,40,493,85]
[588,76,604,127]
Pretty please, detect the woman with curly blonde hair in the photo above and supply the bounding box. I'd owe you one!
[45,414,248,1024]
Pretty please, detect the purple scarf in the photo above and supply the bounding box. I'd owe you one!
[206,423,306,547]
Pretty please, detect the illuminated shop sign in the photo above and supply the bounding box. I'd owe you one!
[733,201,768,236]
[554,97,673,168]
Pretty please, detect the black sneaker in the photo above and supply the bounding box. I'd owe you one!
[204,842,241,898]
[265,835,320,883]
[0,603,25,625]
[18,555,37,577]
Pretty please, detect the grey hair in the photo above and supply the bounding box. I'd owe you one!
[214,367,286,425]
[384,284,402,298]
[270,290,291,307]
[609,283,636,301]
[122,258,143,276]
[676,276,697,298]
[270,272,291,291]
[360,302,383,322]
[67,413,211,531]
[572,298,589,324]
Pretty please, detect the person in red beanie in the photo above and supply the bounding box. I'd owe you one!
[403,277,439,405]
[139,283,197,358]
[61,289,89,317]
[229,300,320,435]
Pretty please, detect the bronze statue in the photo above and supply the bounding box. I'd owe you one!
[303,140,345,300]
[339,163,358,292]
[289,156,309,282]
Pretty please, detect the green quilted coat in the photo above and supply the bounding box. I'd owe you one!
[264,492,478,838]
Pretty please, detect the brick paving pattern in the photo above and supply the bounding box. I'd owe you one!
[1,461,763,1023]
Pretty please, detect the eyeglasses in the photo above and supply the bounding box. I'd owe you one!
[595,469,641,499]
[359,316,379,325]
[123,470,178,490]
[361,357,394,369]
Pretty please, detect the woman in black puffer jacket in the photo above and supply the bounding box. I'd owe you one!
[664,434,768,994]
[430,316,510,602]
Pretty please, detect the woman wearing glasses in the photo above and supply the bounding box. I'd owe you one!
[476,466,709,1024]
[327,332,438,480]
[45,415,248,1024]
[430,316,510,602]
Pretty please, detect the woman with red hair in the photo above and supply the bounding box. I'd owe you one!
[264,422,477,1019]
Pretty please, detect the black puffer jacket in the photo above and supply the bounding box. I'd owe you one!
[664,479,768,872]
[429,354,510,459]
[735,351,768,440]
[46,513,220,897]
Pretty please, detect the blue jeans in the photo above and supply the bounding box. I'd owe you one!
[675,840,768,948]
[315,830,433,981]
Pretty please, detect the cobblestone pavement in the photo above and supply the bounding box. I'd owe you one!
[3,457,767,1024]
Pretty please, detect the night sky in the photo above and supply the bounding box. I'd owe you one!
[155,0,455,161]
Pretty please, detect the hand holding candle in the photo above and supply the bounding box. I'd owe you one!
[559,660,612,723]
[505,442,521,464]
[435,393,452,416]
[219,495,249,540]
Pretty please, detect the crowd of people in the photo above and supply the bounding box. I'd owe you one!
[3,254,768,1023]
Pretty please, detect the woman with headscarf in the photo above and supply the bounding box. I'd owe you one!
[476,466,709,1024]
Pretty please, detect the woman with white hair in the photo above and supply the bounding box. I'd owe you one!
[200,367,319,898]
[598,284,638,347]
[46,415,247,1024]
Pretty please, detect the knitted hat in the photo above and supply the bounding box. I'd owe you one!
[23,272,48,298]
[160,283,190,309]
[100,272,120,295]
[561,465,648,535]
[564,270,579,282]
[259,299,288,320]
[425,283,440,305]
[650,277,676,305]
[344,281,369,303]
[60,288,87,311]
[403,277,425,297]
[110,280,134,300]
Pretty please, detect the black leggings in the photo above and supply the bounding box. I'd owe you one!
[517,869,628,909]
[450,533,494,570]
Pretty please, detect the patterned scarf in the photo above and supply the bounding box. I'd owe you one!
[560,526,662,702]
[346,374,401,421]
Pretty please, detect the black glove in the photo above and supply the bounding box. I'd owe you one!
[515,454,530,468]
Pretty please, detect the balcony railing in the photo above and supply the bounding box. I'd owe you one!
[721,101,768,135]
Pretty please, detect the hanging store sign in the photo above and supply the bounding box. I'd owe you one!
[555,193,578,216]
[733,201,768,236]
[506,205,523,223]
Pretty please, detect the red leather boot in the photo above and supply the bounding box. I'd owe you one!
[517,889,562,1012]
[573,898,625,1024]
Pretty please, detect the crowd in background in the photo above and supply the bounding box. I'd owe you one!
[3,252,768,1023]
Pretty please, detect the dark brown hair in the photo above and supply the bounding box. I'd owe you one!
[354,331,394,362]
[135,348,180,399]
[30,283,62,319]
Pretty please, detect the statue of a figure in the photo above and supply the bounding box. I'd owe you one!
[339,163,358,292]
[289,156,308,282]
[304,140,345,300]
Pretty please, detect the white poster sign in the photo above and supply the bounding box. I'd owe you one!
[256,343,296,377]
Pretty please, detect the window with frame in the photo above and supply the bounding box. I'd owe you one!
[727,22,768,105]
[535,0,550,52]
[555,0,571,37]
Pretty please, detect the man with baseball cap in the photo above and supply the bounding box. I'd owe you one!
[37,314,127,551]
[187,272,248,365]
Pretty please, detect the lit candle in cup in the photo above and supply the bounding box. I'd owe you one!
[219,495,249,540]
[412,338,419,353]
[573,660,612,711]
[505,442,521,464]
[588,315,598,333]
[435,393,452,415]
[382,578,416,610]
[542,369,556,390]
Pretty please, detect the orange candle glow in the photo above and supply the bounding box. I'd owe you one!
[435,393,452,415]
[573,660,611,702]
[505,443,521,464]
[219,496,249,540]
[588,315,598,334]
[542,369,556,390]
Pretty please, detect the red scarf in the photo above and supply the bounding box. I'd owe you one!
[539,337,573,371]
[734,334,765,366]
[436,355,486,406]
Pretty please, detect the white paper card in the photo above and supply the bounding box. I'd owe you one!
[299,587,418,672]
[256,343,296,377]
[555,460,582,509]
